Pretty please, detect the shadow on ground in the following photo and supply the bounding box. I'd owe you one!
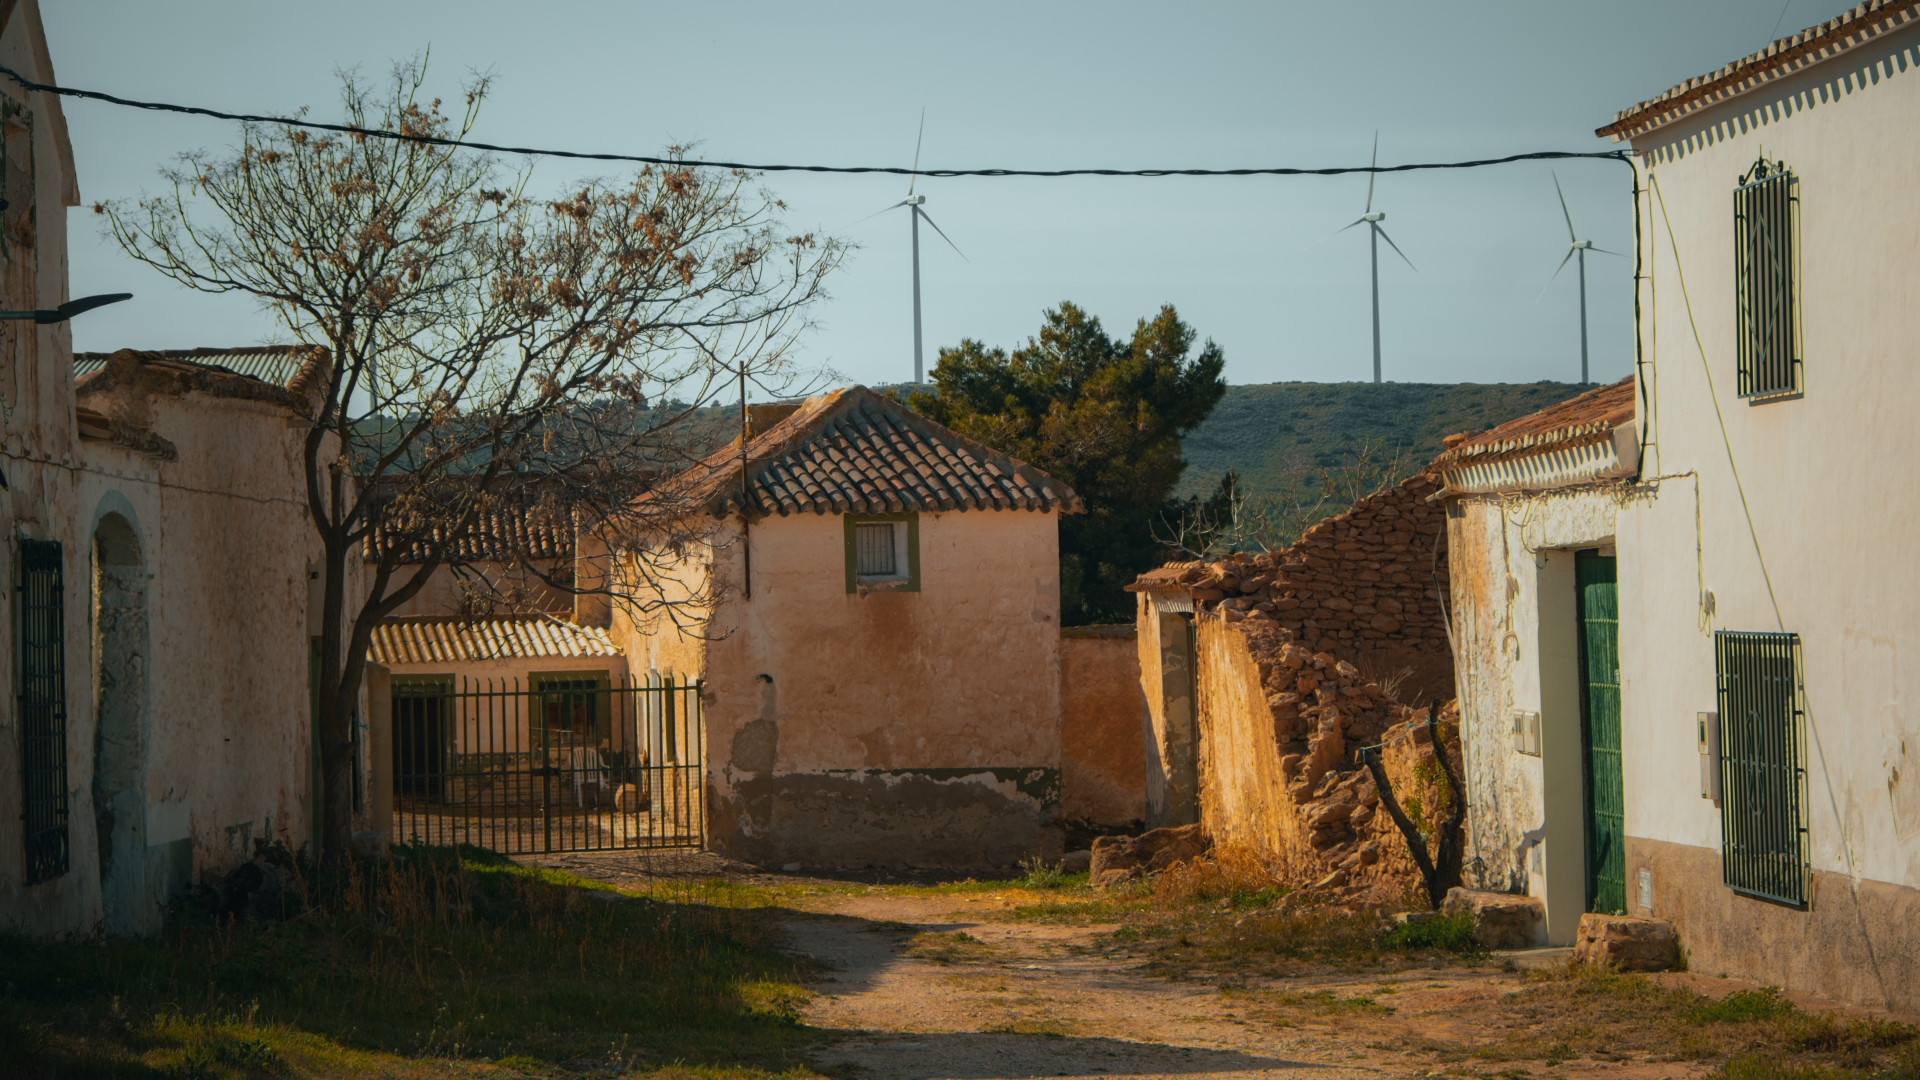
[806,1030,1318,1079]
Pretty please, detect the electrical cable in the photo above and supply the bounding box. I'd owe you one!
[0,62,1631,180]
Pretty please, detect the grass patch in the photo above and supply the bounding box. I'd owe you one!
[0,845,823,1079]
[902,930,996,965]
[1380,912,1478,952]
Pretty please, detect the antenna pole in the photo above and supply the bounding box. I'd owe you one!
[911,209,924,385]
[1577,246,1589,384]
[1370,225,1382,384]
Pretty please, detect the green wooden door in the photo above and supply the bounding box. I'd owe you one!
[1576,549,1625,914]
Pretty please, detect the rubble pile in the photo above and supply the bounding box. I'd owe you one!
[1145,474,1465,905]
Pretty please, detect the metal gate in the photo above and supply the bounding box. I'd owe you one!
[1576,549,1625,915]
[389,675,704,854]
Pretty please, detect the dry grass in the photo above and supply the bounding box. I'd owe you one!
[0,845,825,1079]
[1403,962,1920,1075]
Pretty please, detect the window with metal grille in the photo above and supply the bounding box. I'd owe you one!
[1714,630,1807,905]
[855,522,897,576]
[1733,158,1801,398]
[17,538,68,884]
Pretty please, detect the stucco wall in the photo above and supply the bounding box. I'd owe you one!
[1192,611,1452,901]
[1134,592,1197,828]
[1443,21,1920,999]
[694,508,1066,869]
[1446,488,1625,943]
[1059,625,1146,833]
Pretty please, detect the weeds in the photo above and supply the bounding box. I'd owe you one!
[1017,856,1068,890]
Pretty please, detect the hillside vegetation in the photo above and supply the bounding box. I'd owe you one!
[1175,381,1595,499]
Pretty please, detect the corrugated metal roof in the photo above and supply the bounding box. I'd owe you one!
[657,385,1082,518]
[369,616,622,666]
[75,346,324,390]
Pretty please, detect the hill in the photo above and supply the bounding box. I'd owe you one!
[1175,381,1595,498]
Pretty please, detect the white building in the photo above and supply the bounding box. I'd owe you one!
[1443,0,1920,1012]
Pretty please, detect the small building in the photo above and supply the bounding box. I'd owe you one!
[1570,0,1920,1011]
[0,0,347,937]
[1430,376,1639,947]
[612,386,1082,870]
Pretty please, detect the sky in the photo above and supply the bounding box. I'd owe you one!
[46,1,1851,390]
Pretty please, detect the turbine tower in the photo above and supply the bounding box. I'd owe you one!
[1539,172,1625,385]
[1328,135,1415,383]
[857,111,967,384]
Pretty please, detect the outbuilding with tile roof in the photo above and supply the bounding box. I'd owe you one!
[609,385,1083,870]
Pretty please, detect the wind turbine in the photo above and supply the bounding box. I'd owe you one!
[1324,134,1415,384]
[1539,172,1626,385]
[856,111,967,385]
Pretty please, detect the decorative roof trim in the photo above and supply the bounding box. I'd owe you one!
[1439,425,1639,496]
[1598,0,1920,141]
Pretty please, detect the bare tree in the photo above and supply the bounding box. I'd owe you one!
[1157,437,1418,558]
[101,61,843,862]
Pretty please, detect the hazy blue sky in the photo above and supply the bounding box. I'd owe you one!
[47,1,1849,389]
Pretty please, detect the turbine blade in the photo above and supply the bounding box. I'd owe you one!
[1306,218,1369,249]
[1589,246,1629,258]
[908,108,925,197]
[1365,132,1378,213]
[1535,248,1577,303]
[1553,171,1577,243]
[844,199,910,230]
[1375,223,1415,271]
[915,206,968,262]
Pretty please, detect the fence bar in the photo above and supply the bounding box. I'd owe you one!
[390,674,706,855]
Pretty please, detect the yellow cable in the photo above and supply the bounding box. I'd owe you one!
[1649,172,1784,631]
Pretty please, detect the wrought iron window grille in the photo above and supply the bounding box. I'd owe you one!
[17,537,69,884]
[1714,630,1809,906]
[1733,157,1801,400]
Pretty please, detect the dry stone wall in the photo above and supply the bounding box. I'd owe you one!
[1171,473,1464,903]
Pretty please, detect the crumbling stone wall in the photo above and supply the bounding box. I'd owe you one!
[1181,472,1453,700]
[1163,473,1464,902]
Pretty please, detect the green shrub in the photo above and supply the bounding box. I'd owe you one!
[1380,911,1477,952]
[1689,986,1796,1024]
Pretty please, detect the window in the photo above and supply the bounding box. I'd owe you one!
[1733,157,1800,399]
[1714,631,1807,905]
[17,538,68,884]
[855,523,896,576]
[843,513,919,592]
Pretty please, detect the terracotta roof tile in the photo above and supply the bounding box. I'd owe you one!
[367,502,574,564]
[658,385,1082,518]
[1598,0,1920,140]
[75,345,330,396]
[1430,375,1636,472]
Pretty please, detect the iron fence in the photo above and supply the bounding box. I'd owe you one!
[1715,631,1807,906]
[390,674,704,854]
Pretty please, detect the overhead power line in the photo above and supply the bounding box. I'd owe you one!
[0,63,1629,179]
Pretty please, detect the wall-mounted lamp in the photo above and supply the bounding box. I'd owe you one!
[0,292,132,324]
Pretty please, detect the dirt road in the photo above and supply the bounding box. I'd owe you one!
[530,851,1880,1080]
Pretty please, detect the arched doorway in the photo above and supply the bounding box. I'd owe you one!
[92,512,151,935]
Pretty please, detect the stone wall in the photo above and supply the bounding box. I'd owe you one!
[1059,625,1147,833]
[1180,472,1454,702]
[1143,472,1464,901]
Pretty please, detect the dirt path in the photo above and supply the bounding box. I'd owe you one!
[531,853,1851,1080]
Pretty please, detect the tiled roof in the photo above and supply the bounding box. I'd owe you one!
[1431,376,1638,494]
[76,346,329,394]
[369,616,620,666]
[367,501,574,564]
[1598,0,1920,140]
[1125,561,1202,593]
[659,385,1082,518]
